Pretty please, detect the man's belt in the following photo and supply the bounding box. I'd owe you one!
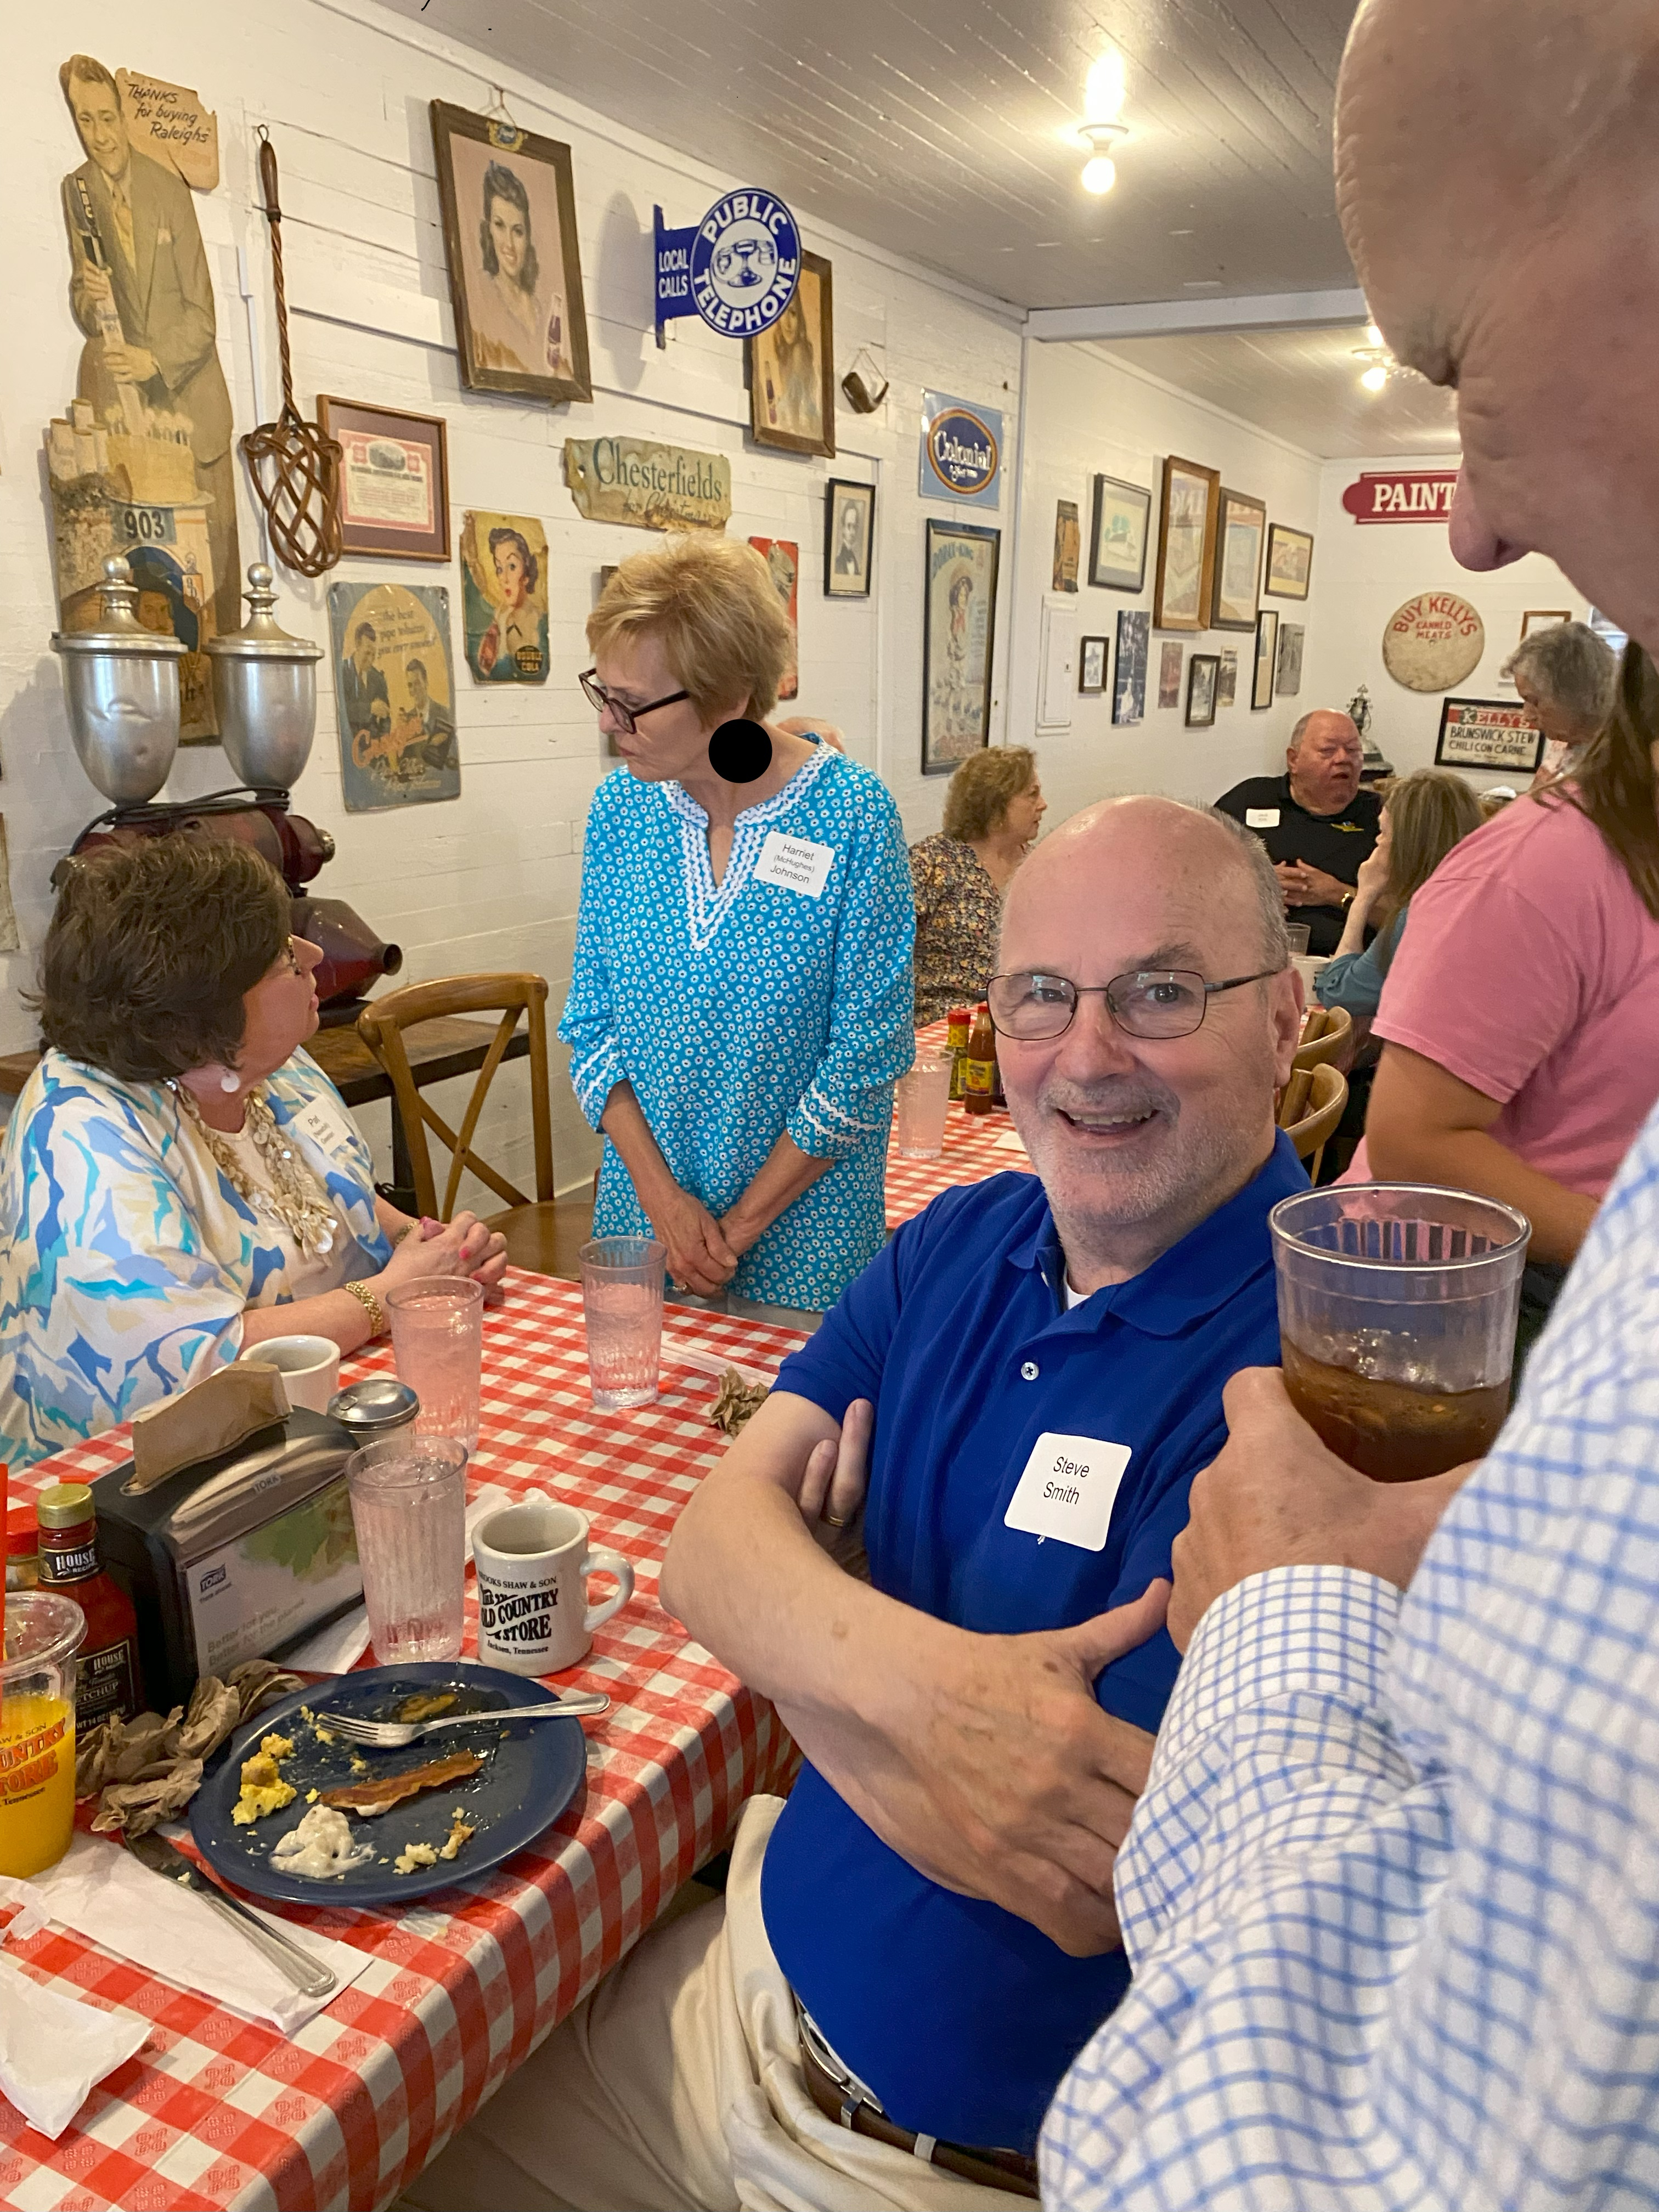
[797,2011,1039,2199]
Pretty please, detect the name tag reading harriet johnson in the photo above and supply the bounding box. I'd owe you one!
[1003,1432,1132,1551]
[755,832,834,898]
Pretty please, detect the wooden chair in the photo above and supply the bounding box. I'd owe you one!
[356,974,594,1280]
[1277,1060,1347,1182]
[1294,1002,1352,1073]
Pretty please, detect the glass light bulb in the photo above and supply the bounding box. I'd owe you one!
[1361,363,1389,392]
[1366,320,1384,348]
[1082,155,1117,195]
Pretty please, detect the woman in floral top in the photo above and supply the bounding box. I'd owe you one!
[910,747,1046,1024]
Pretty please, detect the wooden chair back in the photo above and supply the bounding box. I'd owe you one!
[1294,1002,1352,1073]
[356,973,553,1221]
[1277,1060,1348,1181]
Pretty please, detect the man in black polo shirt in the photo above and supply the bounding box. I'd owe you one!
[1216,709,1380,953]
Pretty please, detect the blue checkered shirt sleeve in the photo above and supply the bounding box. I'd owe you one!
[1042,1101,1659,2210]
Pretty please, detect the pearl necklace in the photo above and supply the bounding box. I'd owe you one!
[174,1082,340,1259]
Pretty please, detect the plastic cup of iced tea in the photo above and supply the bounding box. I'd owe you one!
[1269,1184,1531,1482]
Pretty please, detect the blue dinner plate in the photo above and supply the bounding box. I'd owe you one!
[190,1661,589,1906]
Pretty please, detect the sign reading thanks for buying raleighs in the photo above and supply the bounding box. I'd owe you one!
[919,392,1003,510]
[652,189,801,345]
[1342,469,1459,523]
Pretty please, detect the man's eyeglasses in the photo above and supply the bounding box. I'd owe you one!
[987,967,1282,1042]
[578,667,690,736]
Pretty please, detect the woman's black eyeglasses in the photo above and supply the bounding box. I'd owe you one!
[987,967,1283,1042]
[578,668,690,736]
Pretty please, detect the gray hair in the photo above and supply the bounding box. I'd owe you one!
[1500,620,1617,738]
[1198,805,1294,971]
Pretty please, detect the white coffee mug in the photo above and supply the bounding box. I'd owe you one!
[240,1333,342,1416]
[472,1498,635,1676]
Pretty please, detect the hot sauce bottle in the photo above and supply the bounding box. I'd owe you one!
[946,1007,972,1101]
[963,1003,997,1116]
[35,1485,144,1731]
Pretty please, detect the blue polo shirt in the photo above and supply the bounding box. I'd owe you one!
[760,1136,1306,2152]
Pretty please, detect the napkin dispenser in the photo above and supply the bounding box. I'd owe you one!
[92,1409,364,1709]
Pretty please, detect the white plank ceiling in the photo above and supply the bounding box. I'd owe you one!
[1101,324,1460,457]
[388,0,1361,312]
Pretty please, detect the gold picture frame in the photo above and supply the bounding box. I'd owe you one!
[1153,456,1221,632]
[747,251,836,458]
[1210,487,1267,630]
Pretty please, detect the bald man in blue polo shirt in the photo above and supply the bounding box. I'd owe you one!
[407,797,1307,2212]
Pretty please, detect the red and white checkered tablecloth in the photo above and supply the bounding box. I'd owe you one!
[884,1019,1036,1230]
[0,1273,805,2212]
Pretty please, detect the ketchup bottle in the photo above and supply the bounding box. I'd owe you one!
[963,1003,997,1116]
[35,1485,144,1731]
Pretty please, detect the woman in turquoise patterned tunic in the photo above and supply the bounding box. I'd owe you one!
[0,839,507,1470]
[562,537,915,1316]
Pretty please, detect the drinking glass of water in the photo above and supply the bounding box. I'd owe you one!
[580,1237,666,1410]
[387,1276,484,1451]
[346,1436,469,1663]
[894,1048,955,1159]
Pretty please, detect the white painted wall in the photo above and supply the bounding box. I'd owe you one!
[1302,451,1589,788]
[0,0,1022,1198]
[1006,341,1325,823]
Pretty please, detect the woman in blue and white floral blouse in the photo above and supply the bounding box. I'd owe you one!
[561,536,915,1318]
[0,838,507,1469]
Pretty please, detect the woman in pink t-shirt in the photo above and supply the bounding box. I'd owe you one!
[1355,647,1659,1334]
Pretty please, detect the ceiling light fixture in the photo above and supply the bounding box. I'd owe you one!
[1076,53,1128,196]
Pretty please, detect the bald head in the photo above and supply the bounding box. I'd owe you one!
[1286,710,1362,815]
[1337,0,1659,646]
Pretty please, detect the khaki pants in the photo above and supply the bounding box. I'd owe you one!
[401,1795,1016,2212]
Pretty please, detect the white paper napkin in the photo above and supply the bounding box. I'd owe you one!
[4,1831,371,2035]
[284,1481,516,1672]
[0,1956,149,2138]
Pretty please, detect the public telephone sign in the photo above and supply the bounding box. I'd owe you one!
[653,190,801,346]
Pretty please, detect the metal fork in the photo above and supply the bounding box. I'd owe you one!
[315,1695,611,1750]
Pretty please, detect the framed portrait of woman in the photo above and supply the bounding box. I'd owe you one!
[922,519,1000,776]
[460,510,549,683]
[747,252,836,458]
[430,101,592,405]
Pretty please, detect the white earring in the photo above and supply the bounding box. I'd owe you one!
[220,1069,240,1093]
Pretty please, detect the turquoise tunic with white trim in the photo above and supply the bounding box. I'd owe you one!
[0,1048,391,1470]
[560,746,916,1311]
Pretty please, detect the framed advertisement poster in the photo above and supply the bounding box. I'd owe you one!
[460,511,548,682]
[922,519,1000,775]
[1435,697,1545,774]
[1210,486,1266,630]
[1152,455,1220,631]
[1252,607,1279,709]
[326,580,459,812]
[430,100,592,405]
[317,398,450,561]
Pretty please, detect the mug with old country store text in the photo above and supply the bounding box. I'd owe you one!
[471,1498,634,1675]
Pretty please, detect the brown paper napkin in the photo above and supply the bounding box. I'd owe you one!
[127,1364,291,1493]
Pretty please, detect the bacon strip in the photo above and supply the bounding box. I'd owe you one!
[319,1749,483,1815]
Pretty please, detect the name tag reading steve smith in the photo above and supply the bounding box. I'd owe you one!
[1245,808,1280,829]
[1003,1432,1132,1551]
[755,831,835,898]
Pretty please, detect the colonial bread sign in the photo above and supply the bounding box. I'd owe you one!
[918,391,1003,510]
[1383,590,1486,692]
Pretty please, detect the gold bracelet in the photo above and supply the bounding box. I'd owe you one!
[341,1278,385,1338]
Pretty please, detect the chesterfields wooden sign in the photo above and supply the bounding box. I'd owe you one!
[1341,469,1458,523]
[563,438,731,531]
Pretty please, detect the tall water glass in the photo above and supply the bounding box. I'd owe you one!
[580,1237,666,1410]
[894,1049,955,1159]
[1270,1184,1530,1482]
[345,1436,468,1663]
[387,1276,484,1451]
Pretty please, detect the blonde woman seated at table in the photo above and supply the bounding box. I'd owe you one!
[1314,767,1483,1025]
[1504,617,1617,790]
[909,747,1046,1025]
[561,537,914,1321]
[0,838,506,1471]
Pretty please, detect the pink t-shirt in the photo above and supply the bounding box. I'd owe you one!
[1345,792,1659,1199]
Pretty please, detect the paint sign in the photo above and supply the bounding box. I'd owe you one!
[1342,469,1459,524]
[919,391,1003,509]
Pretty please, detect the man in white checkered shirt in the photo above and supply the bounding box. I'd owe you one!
[1042,1,1659,2204]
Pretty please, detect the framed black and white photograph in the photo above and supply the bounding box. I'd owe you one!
[1211,487,1267,630]
[1186,652,1220,728]
[1264,522,1314,601]
[749,251,836,458]
[1079,635,1108,694]
[430,101,592,405]
[823,478,874,597]
[1252,607,1279,709]
[1088,473,1152,592]
[1113,609,1149,725]
[1275,620,1306,698]
[1435,697,1545,774]
[922,519,1000,775]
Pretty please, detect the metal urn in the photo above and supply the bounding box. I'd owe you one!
[50,554,185,806]
[205,563,324,791]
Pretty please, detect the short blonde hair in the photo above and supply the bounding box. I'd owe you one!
[586,536,793,723]
[943,747,1037,842]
